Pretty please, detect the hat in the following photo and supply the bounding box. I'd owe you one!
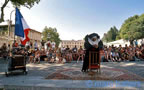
[88,33,100,39]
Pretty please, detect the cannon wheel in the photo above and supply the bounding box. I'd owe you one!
[23,71,27,75]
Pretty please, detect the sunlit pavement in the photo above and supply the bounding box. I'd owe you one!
[0,58,144,90]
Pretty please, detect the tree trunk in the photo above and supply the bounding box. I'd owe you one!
[0,0,10,23]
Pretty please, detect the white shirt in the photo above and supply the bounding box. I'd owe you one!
[34,42,38,48]
[141,40,144,45]
[61,47,65,53]
[51,42,56,48]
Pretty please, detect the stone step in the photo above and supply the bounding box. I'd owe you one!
[1,80,143,90]
[3,86,137,90]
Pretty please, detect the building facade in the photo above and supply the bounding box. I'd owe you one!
[0,25,42,48]
[28,29,42,48]
[60,40,84,49]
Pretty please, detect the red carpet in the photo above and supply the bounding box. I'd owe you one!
[45,68,144,81]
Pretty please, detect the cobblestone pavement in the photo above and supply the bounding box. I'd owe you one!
[1,58,144,78]
[0,58,144,90]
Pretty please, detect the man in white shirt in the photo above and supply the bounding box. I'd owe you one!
[34,40,38,50]
[51,41,56,50]
[61,46,65,56]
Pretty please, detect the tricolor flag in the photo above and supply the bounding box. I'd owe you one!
[15,7,30,45]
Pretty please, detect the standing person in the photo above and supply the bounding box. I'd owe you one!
[30,41,33,49]
[135,40,138,47]
[72,45,78,61]
[72,45,78,53]
[65,45,70,62]
[41,40,45,49]
[141,39,144,46]
[34,40,38,50]
[46,40,51,50]
[61,46,65,57]
[82,33,103,72]
[1,43,7,59]
[26,41,30,50]
[51,41,56,50]
[65,45,70,51]
[12,40,18,48]
[8,43,11,52]
[77,46,84,63]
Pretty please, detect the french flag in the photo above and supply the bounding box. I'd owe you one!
[15,7,30,46]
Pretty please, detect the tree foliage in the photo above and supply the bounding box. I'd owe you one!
[120,14,144,41]
[0,0,41,23]
[102,26,119,42]
[42,26,61,47]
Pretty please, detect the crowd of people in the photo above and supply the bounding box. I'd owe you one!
[26,45,85,64]
[0,39,144,64]
[102,44,144,62]
[0,41,85,64]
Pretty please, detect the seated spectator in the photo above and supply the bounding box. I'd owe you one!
[57,52,65,64]
[34,49,41,63]
[77,46,85,63]
[110,51,116,62]
[115,50,121,62]
[47,48,53,62]
[139,46,144,59]
[40,48,47,61]
[65,50,73,63]
[49,49,56,63]
[72,45,78,61]
[102,47,109,62]
[28,50,35,63]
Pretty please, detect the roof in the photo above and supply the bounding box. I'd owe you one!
[0,24,42,34]
[61,40,84,42]
[30,29,42,34]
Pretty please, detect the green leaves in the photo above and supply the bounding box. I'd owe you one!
[102,26,119,42]
[42,26,61,47]
[120,14,144,41]
[0,0,41,23]
[10,0,40,8]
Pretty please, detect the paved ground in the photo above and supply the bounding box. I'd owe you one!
[0,58,144,90]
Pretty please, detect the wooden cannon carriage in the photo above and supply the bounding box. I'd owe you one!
[5,55,27,76]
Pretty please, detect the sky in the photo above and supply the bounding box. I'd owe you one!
[1,0,144,40]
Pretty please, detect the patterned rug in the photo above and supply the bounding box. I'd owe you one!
[45,68,144,81]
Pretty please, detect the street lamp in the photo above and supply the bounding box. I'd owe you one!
[10,10,15,41]
[7,10,15,49]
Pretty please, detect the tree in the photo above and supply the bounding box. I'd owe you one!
[42,26,61,47]
[0,0,41,23]
[102,26,119,42]
[102,33,107,42]
[120,14,144,45]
